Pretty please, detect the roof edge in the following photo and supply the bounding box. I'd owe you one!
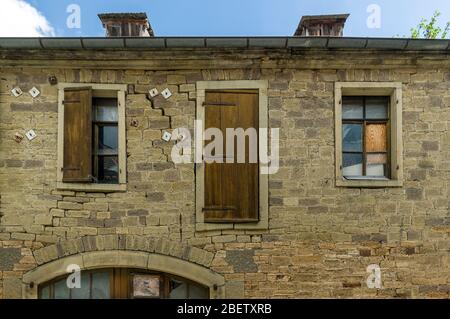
[97,12,148,20]
[299,13,350,24]
[0,36,449,51]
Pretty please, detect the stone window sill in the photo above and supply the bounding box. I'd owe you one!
[336,178,403,188]
[195,219,268,232]
[57,182,127,193]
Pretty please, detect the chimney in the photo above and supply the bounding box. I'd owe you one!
[98,12,154,37]
[294,14,349,37]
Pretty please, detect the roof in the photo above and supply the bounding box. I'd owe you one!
[98,13,148,20]
[299,14,350,25]
[0,36,449,51]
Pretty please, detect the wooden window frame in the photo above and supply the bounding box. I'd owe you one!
[335,82,403,188]
[57,83,127,192]
[195,80,269,231]
[342,96,390,178]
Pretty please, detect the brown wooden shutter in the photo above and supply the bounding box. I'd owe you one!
[203,90,259,223]
[62,87,93,183]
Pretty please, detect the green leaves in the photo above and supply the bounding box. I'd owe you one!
[410,11,450,39]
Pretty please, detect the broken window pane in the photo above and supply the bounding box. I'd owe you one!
[342,97,364,119]
[169,278,188,299]
[343,124,363,152]
[98,156,119,184]
[343,153,363,176]
[366,153,387,177]
[366,97,388,119]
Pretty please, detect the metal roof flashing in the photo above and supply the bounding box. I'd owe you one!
[0,37,449,51]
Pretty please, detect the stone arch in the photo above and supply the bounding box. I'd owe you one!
[23,236,224,299]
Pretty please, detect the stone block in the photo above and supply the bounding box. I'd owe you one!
[406,188,423,201]
[167,75,186,85]
[58,201,83,210]
[225,281,244,299]
[0,248,22,270]
[34,214,53,226]
[179,84,195,92]
[3,277,22,299]
[225,250,257,273]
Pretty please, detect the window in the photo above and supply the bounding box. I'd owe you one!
[93,98,119,184]
[196,80,269,231]
[342,96,390,179]
[57,83,127,192]
[39,269,209,299]
[335,82,403,188]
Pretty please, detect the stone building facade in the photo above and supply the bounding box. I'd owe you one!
[0,36,449,298]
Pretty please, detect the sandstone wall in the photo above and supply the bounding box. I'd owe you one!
[0,49,449,298]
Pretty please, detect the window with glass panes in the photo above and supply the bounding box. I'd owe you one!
[342,96,390,179]
[39,268,209,299]
[92,98,119,184]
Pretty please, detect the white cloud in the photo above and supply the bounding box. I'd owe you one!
[0,0,54,37]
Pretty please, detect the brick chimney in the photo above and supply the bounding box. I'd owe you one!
[98,13,154,37]
[294,14,349,37]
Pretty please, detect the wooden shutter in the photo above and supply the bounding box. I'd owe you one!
[62,87,93,182]
[203,90,259,223]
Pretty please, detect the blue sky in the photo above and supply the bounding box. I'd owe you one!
[17,0,450,37]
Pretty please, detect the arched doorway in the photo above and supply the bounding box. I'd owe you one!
[23,250,225,299]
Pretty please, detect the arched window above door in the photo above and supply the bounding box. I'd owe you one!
[39,268,209,299]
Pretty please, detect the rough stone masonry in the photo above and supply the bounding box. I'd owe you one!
[0,46,449,298]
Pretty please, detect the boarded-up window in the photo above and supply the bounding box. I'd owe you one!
[342,96,389,178]
[62,87,93,182]
[203,90,259,223]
